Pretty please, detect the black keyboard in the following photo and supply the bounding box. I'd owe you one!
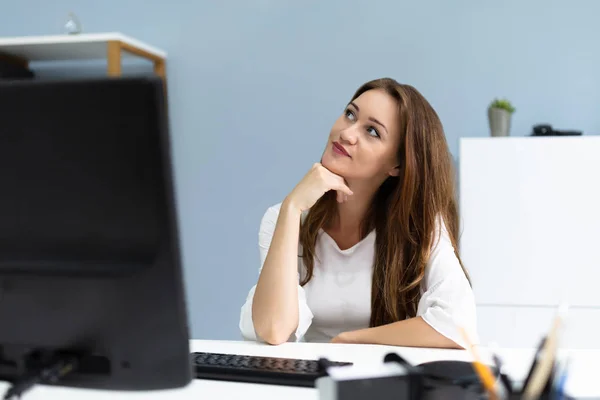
[191,351,353,387]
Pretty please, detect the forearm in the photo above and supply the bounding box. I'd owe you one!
[336,317,463,349]
[252,199,302,344]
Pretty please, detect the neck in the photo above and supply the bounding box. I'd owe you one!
[331,180,378,234]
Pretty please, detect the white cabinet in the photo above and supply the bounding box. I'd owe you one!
[459,136,600,348]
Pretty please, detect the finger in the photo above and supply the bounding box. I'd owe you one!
[336,190,344,203]
[324,172,353,196]
[333,182,353,196]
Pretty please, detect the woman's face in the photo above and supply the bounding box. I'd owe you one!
[321,89,401,183]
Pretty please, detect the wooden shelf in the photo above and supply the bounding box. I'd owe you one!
[0,32,167,81]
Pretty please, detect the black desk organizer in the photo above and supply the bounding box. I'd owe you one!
[339,352,575,400]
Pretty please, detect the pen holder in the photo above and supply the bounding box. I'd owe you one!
[496,370,574,400]
[506,391,572,400]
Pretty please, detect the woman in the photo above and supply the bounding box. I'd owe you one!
[239,78,477,349]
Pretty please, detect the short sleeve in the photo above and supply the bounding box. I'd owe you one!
[238,203,314,342]
[417,218,479,349]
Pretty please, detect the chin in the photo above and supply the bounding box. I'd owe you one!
[321,154,345,175]
[323,159,366,182]
[321,157,374,182]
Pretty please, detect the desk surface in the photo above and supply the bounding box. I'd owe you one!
[0,340,596,399]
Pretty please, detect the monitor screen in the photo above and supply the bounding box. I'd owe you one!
[0,77,191,392]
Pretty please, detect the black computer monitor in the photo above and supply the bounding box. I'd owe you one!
[0,77,191,394]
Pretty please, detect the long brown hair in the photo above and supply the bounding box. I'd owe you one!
[299,77,469,327]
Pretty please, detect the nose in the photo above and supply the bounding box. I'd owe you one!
[339,126,358,145]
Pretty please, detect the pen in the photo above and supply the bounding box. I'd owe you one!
[489,342,513,395]
[523,304,568,400]
[459,327,498,400]
[554,356,570,400]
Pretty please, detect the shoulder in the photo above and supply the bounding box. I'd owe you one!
[260,202,309,230]
[261,203,282,226]
[258,202,308,254]
[258,203,281,243]
[429,214,453,253]
[423,214,468,287]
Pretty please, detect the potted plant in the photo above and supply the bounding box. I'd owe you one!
[488,98,516,137]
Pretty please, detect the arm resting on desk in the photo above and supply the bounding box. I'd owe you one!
[331,316,463,349]
[239,203,314,345]
[332,220,478,350]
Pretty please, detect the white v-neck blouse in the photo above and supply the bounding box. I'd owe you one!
[239,203,479,348]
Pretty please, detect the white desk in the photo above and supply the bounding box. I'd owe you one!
[0,340,597,399]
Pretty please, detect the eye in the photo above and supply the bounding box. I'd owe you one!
[367,126,380,138]
[344,109,356,121]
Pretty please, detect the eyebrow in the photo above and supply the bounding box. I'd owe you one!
[349,102,389,135]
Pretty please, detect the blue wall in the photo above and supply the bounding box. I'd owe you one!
[1,0,599,340]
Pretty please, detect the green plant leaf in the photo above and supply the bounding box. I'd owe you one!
[489,98,516,113]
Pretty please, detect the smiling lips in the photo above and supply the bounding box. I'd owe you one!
[333,141,350,157]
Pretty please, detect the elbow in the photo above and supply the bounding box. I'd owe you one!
[254,321,292,346]
[251,301,298,345]
[254,323,293,345]
[261,332,290,346]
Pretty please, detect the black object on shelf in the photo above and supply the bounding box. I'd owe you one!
[531,124,582,136]
[0,59,34,80]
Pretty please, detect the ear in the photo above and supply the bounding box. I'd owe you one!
[388,165,400,177]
